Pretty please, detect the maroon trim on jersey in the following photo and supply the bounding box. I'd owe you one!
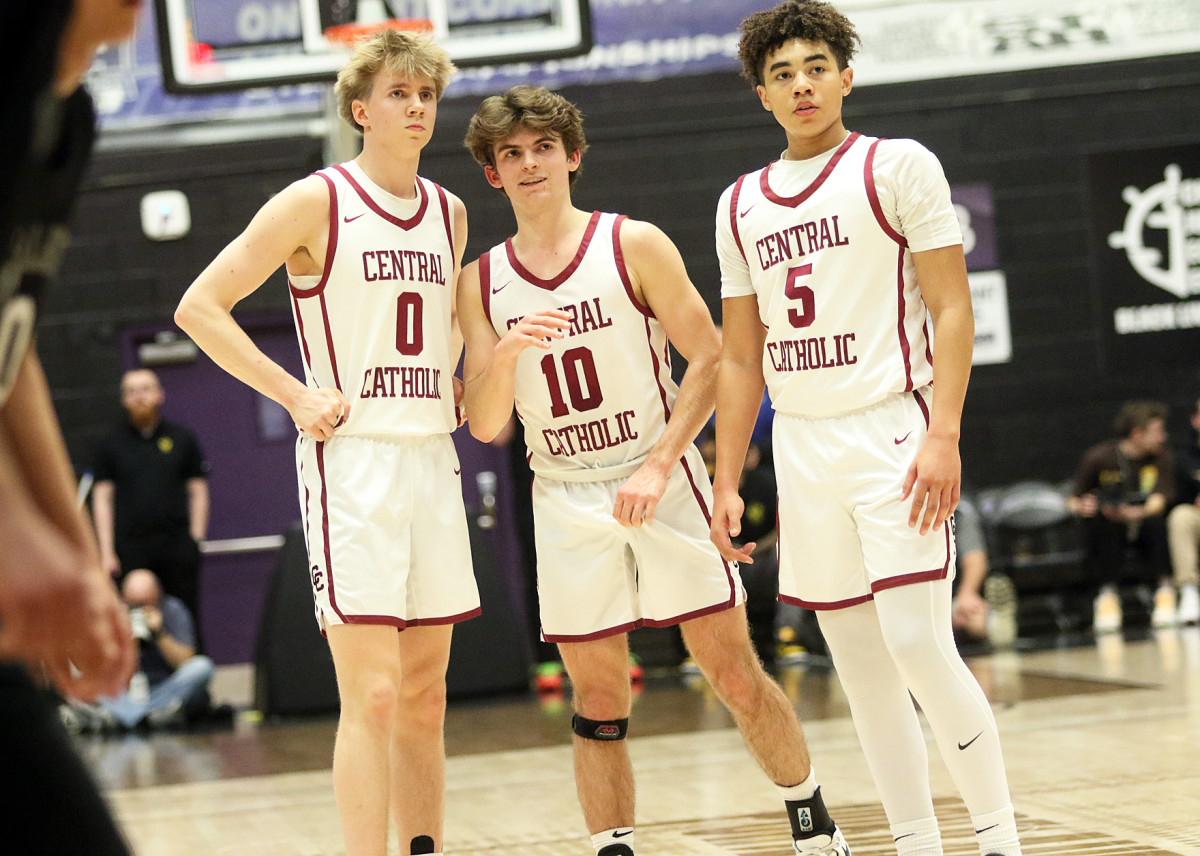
[680,454,739,604]
[318,292,344,393]
[315,443,349,624]
[779,591,874,610]
[912,387,931,427]
[612,215,654,319]
[292,294,316,377]
[729,173,750,262]
[871,524,953,593]
[288,171,339,299]
[432,180,454,258]
[506,210,602,291]
[407,606,483,627]
[894,245,914,392]
[644,316,673,422]
[332,163,429,230]
[864,139,908,247]
[479,249,495,330]
[760,131,860,208]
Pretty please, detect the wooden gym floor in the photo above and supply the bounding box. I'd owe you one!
[74,627,1200,856]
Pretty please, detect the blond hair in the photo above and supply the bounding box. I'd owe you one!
[463,85,589,188]
[334,28,456,133]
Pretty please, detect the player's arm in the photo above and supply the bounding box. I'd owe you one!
[446,191,469,423]
[905,245,972,534]
[711,295,767,563]
[0,349,135,698]
[174,176,347,440]
[614,220,721,527]
[459,260,569,442]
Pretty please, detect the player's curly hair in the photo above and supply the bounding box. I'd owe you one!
[463,85,590,190]
[737,1,861,87]
[335,28,456,134]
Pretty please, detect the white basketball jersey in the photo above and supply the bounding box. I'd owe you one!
[289,161,456,437]
[480,211,677,480]
[725,133,934,418]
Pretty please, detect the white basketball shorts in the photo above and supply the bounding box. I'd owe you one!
[773,385,956,610]
[297,432,479,630]
[533,445,743,641]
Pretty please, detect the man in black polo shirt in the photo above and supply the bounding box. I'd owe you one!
[92,368,209,634]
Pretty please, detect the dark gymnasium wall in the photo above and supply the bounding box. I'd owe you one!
[47,52,1200,490]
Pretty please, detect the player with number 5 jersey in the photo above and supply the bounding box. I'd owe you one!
[711,6,1022,856]
[176,29,477,856]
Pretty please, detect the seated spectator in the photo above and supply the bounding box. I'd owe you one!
[1168,395,1200,624]
[951,491,1017,647]
[63,569,213,731]
[1067,400,1175,633]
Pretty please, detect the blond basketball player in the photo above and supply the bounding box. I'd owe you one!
[175,30,476,856]
[459,85,849,856]
[711,4,1021,856]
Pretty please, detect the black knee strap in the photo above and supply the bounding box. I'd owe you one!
[572,713,629,741]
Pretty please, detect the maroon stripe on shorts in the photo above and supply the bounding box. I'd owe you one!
[871,523,953,593]
[780,591,875,610]
[679,453,737,607]
[315,442,348,624]
[407,606,483,627]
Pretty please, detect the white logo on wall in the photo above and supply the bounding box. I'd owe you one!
[1107,164,1200,334]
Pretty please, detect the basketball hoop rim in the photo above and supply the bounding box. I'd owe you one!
[323,19,436,48]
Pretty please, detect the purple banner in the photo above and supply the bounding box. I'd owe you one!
[93,0,761,129]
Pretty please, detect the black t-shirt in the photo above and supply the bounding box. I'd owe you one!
[92,420,210,542]
[1071,438,1175,507]
[0,0,97,406]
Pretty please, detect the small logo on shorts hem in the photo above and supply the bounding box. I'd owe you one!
[894,432,912,445]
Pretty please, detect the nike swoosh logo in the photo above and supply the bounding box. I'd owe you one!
[453,467,461,475]
[894,833,917,842]
[612,830,633,838]
[738,201,758,218]
[894,432,912,445]
[958,730,983,750]
[975,825,999,835]
[343,212,365,223]
[492,280,511,294]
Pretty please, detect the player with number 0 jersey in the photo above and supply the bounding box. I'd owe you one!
[176,29,476,856]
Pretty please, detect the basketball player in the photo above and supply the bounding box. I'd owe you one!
[710,4,1021,856]
[2,2,143,853]
[459,85,850,856]
[175,30,477,856]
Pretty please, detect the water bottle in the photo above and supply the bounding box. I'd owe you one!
[476,470,497,530]
[129,671,149,704]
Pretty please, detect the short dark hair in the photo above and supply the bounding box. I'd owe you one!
[737,1,861,87]
[464,86,589,190]
[1113,400,1168,438]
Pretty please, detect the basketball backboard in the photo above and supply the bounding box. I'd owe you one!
[155,0,593,94]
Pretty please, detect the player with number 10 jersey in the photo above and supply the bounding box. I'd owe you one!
[479,210,675,480]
